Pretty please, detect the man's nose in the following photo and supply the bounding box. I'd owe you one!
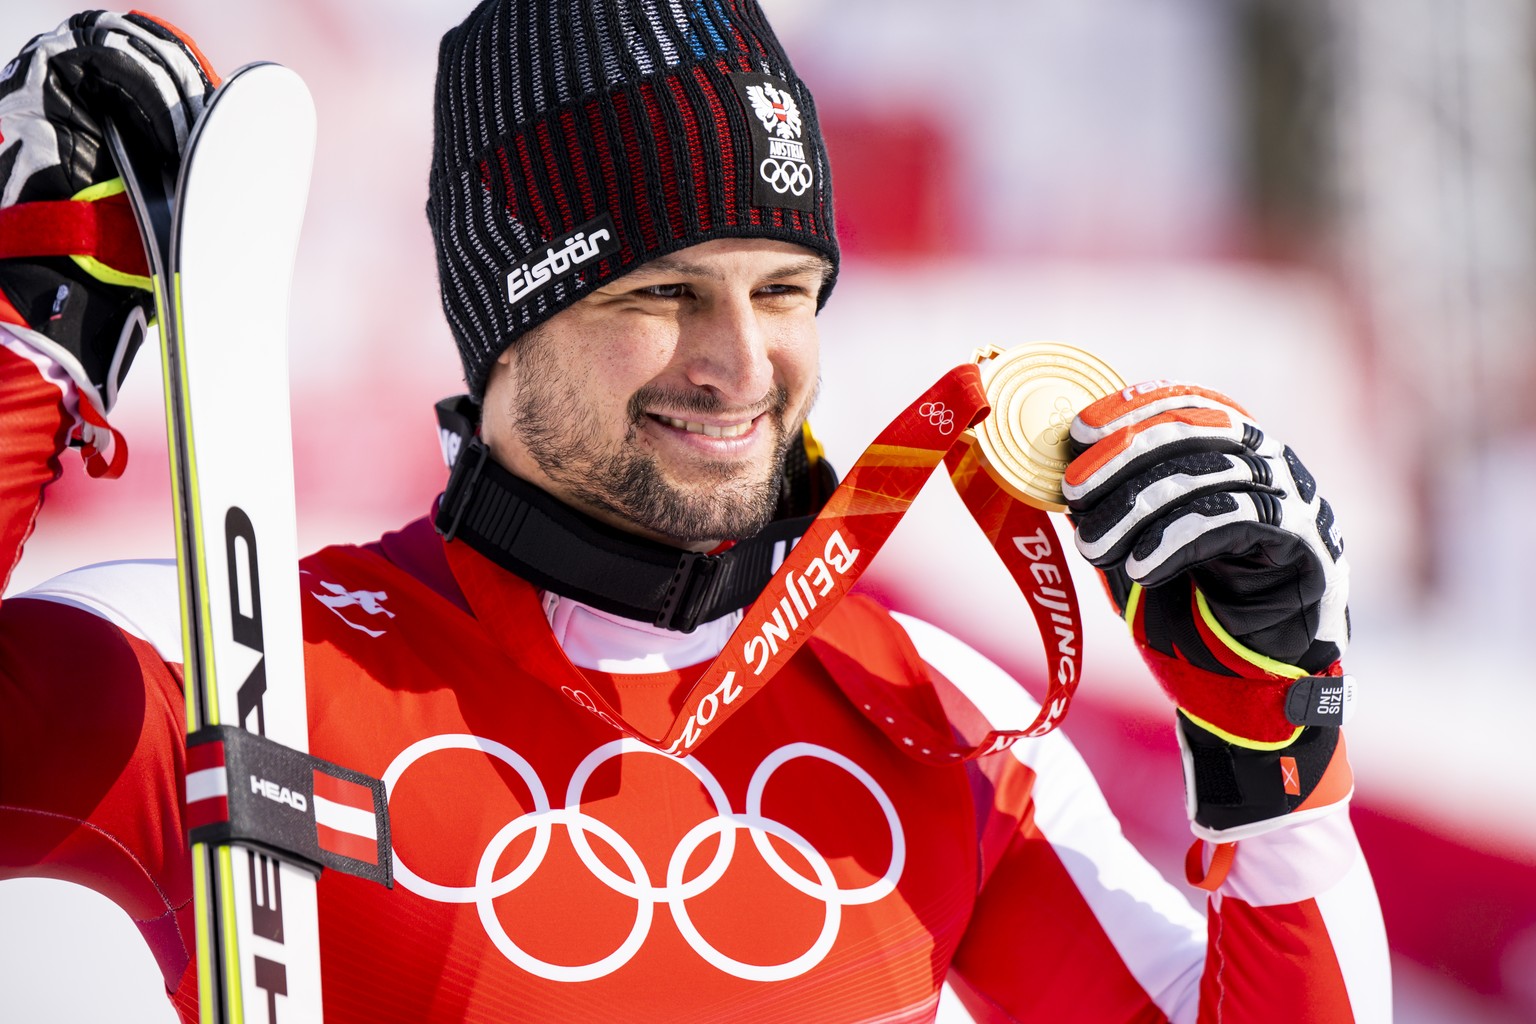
[680,295,775,406]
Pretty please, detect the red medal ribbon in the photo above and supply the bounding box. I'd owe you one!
[944,444,1083,744]
[449,361,1087,761]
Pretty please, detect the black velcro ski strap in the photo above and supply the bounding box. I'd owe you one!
[185,725,393,887]
[1283,674,1356,728]
[434,430,812,633]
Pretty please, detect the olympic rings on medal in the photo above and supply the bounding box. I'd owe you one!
[1044,394,1076,446]
[759,157,814,196]
[383,736,905,984]
[919,401,956,435]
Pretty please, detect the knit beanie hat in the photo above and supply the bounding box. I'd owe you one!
[427,0,840,399]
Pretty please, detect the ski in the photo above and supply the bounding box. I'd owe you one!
[110,62,324,1023]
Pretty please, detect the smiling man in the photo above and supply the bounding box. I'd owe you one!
[0,2,1390,1022]
[484,239,830,548]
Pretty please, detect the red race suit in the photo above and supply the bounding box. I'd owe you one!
[0,332,1392,1022]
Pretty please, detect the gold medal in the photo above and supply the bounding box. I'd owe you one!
[968,342,1127,511]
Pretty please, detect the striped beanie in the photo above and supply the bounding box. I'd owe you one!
[427,0,840,398]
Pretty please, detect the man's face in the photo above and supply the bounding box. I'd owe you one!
[481,238,828,551]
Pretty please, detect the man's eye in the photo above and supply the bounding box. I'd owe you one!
[639,283,689,299]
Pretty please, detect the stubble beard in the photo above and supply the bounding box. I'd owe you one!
[510,342,806,545]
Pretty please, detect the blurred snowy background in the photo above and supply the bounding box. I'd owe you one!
[3,1,1534,1020]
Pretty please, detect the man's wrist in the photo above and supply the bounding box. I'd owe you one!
[1178,711,1354,841]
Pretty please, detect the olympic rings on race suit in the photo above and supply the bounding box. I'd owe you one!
[382,736,905,984]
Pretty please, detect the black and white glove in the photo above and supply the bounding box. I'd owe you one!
[1063,381,1354,841]
[0,10,216,434]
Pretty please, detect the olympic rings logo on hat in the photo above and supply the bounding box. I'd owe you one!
[383,735,905,983]
[759,157,815,197]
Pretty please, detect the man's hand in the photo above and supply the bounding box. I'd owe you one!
[0,10,217,416]
[1063,381,1354,840]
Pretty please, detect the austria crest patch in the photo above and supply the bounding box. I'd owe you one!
[729,73,816,213]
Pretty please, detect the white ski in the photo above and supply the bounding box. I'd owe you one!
[111,62,324,1024]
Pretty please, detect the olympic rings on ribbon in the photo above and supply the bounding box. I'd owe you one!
[758,157,814,196]
[383,736,905,983]
[918,401,956,435]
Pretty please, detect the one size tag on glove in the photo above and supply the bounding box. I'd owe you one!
[968,343,1127,511]
[1284,674,1357,727]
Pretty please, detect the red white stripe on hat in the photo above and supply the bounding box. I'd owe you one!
[313,770,379,865]
[185,739,230,832]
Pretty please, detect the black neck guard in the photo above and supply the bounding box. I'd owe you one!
[432,396,837,634]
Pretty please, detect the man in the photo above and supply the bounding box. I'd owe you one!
[0,4,1390,1022]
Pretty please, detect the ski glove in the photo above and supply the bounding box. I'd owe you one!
[1063,381,1354,840]
[0,11,217,420]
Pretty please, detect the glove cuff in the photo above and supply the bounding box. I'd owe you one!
[1178,711,1355,840]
